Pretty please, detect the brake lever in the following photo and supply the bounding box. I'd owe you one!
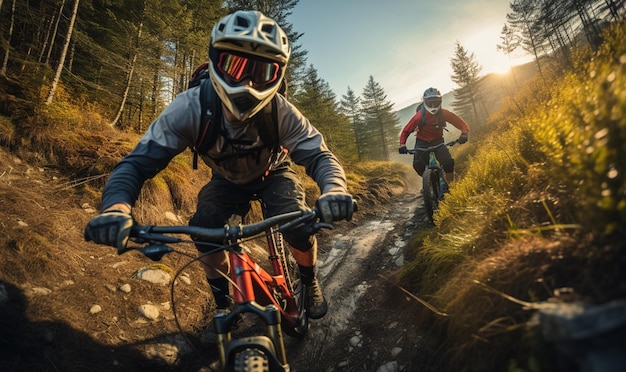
[118,243,173,261]
[298,221,334,235]
[137,244,174,261]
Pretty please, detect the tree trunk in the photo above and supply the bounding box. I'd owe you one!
[45,0,66,67]
[45,0,79,105]
[67,38,75,72]
[0,0,16,77]
[38,15,54,63]
[138,77,145,132]
[110,18,144,127]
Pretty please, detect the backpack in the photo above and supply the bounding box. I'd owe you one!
[415,102,446,132]
[187,62,280,169]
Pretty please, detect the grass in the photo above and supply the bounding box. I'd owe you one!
[398,20,626,371]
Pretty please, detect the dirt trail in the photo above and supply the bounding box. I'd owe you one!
[283,190,441,372]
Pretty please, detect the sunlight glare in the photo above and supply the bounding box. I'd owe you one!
[464,26,514,75]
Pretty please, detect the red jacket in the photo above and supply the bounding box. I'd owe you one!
[399,108,469,145]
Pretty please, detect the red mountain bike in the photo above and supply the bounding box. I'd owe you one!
[123,207,334,371]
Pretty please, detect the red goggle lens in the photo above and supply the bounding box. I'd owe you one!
[217,52,280,86]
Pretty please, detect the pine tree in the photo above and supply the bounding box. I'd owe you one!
[359,76,399,161]
[507,0,546,77]
[496,23,521,88]
[293,65,357,163]
[449,41,483,126]
[339,87,363,160]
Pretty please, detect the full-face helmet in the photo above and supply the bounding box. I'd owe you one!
[422,87,442,114]
[208,11,291,121]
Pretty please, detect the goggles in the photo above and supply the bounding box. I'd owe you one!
[217,52,280,86]
[424,98,442,108]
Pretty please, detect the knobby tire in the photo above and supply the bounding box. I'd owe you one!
[273,231,309,338]
[233,348,270,372]
[422,169,440,223]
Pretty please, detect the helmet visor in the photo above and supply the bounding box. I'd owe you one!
[217,52,280,86]
[424,98,442,108]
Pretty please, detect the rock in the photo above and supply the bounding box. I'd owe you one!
[178,274,191,285]
[82,203,97,213]
[138,304,160,321]
[164,211,180,223]
[376,361,398,372]
[90,305,102,314]
[118,284,131,293]
[30,287,51,296]
[136,266,171,286]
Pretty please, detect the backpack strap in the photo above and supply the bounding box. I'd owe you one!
[256,96,280,153]
[192,77,221,169]
[418,104,427,132]
[437,109,447,130]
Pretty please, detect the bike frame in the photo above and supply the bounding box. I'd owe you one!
[408,140,457,222]
[124,208,337,371]
[229,228,299,320]
[426,153,447,198]
[214,227,300,368]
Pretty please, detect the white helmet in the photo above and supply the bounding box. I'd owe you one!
[423,87,442,114]
[208,10,290,121]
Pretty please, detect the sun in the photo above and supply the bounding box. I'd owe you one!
[463,26,515,75]
[484,54,514,75]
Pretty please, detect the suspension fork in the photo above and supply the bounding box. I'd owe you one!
[266,226,286,277]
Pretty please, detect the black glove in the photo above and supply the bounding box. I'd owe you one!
[316,191,355,223]
[399,145,408,154]
[84,210,133,250]
[458,133,468,144]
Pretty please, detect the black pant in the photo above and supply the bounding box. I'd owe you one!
[412,138,454,176]
[189,163,315,252]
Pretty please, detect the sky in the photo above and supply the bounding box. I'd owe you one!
[287,0,532,111]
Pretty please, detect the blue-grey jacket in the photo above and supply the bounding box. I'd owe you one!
[101,86,347,210]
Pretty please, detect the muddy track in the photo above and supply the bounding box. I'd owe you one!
[281,191,442,372]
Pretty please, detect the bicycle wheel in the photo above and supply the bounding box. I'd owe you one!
[233,348,270,372]
[273,231,309,338]
[422,169,440,223]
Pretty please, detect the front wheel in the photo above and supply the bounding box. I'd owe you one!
[422,169,440,223]
[233,348,270,372]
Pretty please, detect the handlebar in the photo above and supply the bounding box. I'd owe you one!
[123,208,330,260]
[407,140,458,154]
